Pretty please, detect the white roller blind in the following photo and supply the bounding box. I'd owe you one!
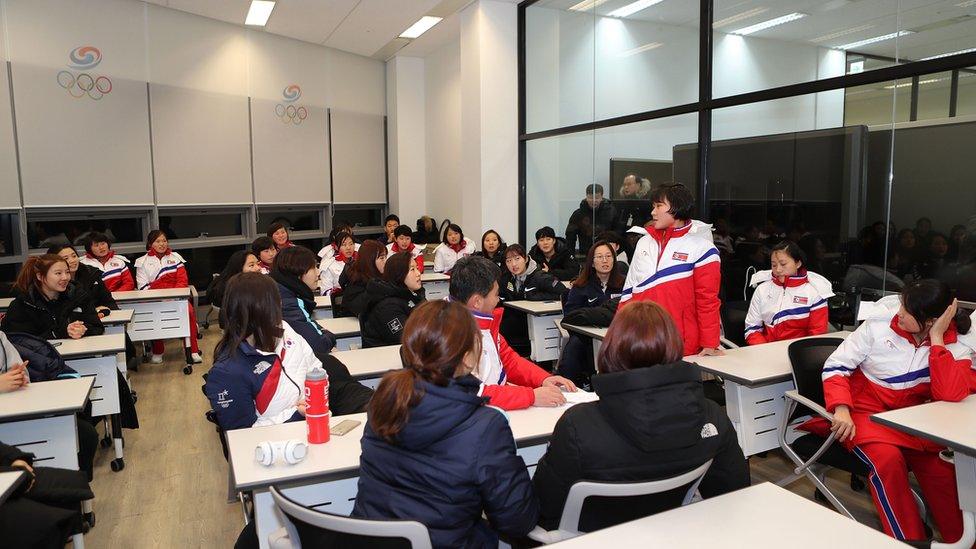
[329,110,386,204]
[14,64,153,206]
[149,84,251,205]
[251,98,330,204]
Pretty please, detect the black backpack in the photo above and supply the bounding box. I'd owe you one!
[4,332,79,382]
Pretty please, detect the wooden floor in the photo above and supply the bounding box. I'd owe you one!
[81,322,883,547]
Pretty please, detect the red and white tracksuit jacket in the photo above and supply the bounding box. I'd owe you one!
[134,249,199,353]
[79,251,135,292]
[433,237,475,273]
[386,242,425,273]
[472,307,552,410]
[813,296,976,542]
[318,247,356,296]
[317,242,360,260]
[620,221,721,356]
[744,269,833,345]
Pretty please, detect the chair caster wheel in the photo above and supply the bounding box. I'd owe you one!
[183,365,193,375]
[850,474,865,492]
[83,511,96,528]
[110,458,125,472]
[100,436,112,448]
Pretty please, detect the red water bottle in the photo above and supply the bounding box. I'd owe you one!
[304,367,330,444]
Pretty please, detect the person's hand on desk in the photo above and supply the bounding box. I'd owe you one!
[830,405,856,443]
[296,398,308,417]
[0,362,29,392]
[96,306,111,318]
[10,459,35,491]
[698,347,724,357]
[543,375,577,392]
[533,386,567,407]
[66,321,87,339]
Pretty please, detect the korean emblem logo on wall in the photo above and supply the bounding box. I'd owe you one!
[275,84,308,125]
[57,46,112,100]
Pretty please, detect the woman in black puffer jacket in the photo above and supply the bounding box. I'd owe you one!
[1,255,104,340]
[498,244,568,358]
[360,252,425,348]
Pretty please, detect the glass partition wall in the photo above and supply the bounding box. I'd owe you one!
[520,0,976,319]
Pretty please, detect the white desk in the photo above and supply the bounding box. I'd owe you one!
[114,288,193,371]
[873,395,976,547]
[313,295,333,320]
[562,324,608,367]
[0,377,93,470]
[549,482,903,548]
[54,333,127,471]
[0,297,12,315]
[101,308,133,335]
[0,470,26,505]
[316,317,362,351]
[331,345,401,389]
[420,272,450,300]
[689,331,852,457]
[504,300,564,362]
[228,397,592,548]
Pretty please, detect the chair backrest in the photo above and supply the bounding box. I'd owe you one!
[269,486,432,549]
[787,337,844,419]
[558,458,712,535]
[719,302,748,347]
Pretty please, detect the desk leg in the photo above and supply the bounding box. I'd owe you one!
[723,380,793,457]
[933,452,976,548]
[591,339,601,372]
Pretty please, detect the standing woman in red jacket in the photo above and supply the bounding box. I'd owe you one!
[134,230,201,364]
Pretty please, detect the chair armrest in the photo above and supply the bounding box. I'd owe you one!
[719,337,740,350]
[784,390,834,422]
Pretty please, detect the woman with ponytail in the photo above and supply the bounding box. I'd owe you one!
[815,279,976,544]
[1,255,104,339]
[353,300,539,548]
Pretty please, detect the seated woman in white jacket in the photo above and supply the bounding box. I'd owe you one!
[318,231,357,296]
[203,272,320,430]
[433,223,475,274]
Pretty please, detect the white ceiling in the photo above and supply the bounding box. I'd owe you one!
[143,0,452,58]
[533,0,976,62]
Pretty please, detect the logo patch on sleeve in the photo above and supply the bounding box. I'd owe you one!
[388,318,403,333]
[672,252,688,262]
[792,296,809,305]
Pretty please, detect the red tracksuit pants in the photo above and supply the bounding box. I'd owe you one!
[853,442,963,543]
[150,304,199,355]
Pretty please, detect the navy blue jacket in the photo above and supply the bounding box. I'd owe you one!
[271,271,337,355]
[353,374,539,548]
[562,277,623,316]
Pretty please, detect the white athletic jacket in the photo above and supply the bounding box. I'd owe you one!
[433,237,475,273]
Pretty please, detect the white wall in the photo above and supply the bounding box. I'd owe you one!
[424,40,463,230]
[0,0,386,209]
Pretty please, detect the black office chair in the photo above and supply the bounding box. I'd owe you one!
[779,337,928,525]
[719,301,749,348]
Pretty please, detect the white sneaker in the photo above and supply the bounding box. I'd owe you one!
[191,353,203,364]
[150,354,164,364]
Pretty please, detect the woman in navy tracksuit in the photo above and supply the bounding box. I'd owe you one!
[498,244,568,358]
[268,246,337,355]
[558,241,625,388]
[353,300,538,548]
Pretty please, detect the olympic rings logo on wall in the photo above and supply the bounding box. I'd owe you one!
[275,84,307,125]
[57,46,112,100]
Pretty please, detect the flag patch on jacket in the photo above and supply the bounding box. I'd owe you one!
[672,252,689,261]
[792,296,809,305]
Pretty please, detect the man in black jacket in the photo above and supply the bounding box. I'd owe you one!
[528,227,581,281]
[565,184,615,255]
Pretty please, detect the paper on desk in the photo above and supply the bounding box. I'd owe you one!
[564,390,599,405]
